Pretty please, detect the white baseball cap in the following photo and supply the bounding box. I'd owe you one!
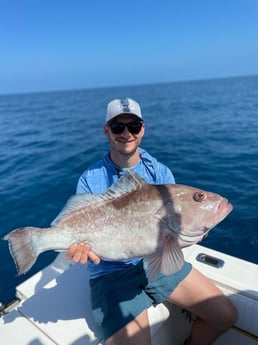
[106,97,143,123]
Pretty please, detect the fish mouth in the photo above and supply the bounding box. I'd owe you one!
[200,198,233,242]
[218,198,233,216]
[212,197,233,228]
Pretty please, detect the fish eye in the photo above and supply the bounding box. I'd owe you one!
[193,191,206,202]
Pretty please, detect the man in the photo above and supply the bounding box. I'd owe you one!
[67,98,237,345]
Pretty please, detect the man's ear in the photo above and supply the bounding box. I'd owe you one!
[103,125,109,137]
[141,123,145,137]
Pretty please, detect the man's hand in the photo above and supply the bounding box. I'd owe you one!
[66,243,100,265]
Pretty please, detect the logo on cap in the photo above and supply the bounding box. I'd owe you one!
[120,98,131,113]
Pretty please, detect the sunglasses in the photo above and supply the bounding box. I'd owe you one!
[108,120,144,135]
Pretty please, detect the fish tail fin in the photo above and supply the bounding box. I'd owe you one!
[3,227,43,276]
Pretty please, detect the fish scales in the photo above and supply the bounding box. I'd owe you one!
[3,171,233,279]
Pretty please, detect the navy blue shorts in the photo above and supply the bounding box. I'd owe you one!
[89,260,192,340]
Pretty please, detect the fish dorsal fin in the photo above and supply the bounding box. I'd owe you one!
[51,193,100,225]
[52,171,146,225]
[107,170,146,196]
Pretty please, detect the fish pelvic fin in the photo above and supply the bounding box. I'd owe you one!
[3,227,42,276]
[145,235,184,282]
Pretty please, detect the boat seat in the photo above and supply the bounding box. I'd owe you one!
[2,263,171,344]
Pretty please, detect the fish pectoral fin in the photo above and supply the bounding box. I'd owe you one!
[160,236,184,275]
[144,235,184,282]
[144,254,162,282]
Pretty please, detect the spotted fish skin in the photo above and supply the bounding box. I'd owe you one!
[3,171,233,278]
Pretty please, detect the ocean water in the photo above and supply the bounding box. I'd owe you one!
[0,75,257,304]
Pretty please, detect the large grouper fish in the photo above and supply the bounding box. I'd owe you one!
[3,171,233,279]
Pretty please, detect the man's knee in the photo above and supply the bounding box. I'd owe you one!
[216,299,238,331]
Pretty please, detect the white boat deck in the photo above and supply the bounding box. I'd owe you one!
[1,244,257,345]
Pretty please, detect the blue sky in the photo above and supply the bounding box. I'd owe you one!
[1,0,258,94]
